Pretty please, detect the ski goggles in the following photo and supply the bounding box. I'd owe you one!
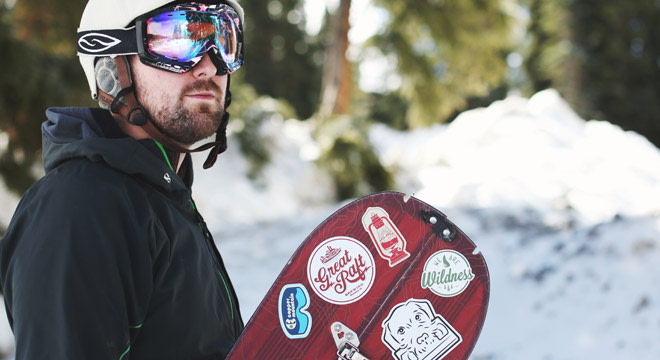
[78,2,243,75]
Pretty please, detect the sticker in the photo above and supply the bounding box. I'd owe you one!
[278,284,312,339]
[307,236,375,305]
[421,250,475,297]
[361,207,410,267]
[381,299,462,360]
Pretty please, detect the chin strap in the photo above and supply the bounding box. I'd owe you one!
[97,56,230,170]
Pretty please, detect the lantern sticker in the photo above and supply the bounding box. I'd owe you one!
[362,207,410,267]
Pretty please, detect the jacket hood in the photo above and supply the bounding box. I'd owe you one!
[42,107,191,195]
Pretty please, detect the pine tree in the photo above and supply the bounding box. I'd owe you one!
[312,0,395,200]
[524,0,660,147]
[0,1,90,195]
[524,0,573,94]
[569,0,660,147]
[11,0,84,55]
[239,0,323,119]
[371,0,514,127]
[318,0,352,118]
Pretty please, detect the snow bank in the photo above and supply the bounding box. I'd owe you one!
[370,89,660,225]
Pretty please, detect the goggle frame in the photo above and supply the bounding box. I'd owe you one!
[134,2,244,76]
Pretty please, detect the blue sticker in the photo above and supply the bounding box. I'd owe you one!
[278,283,312,339]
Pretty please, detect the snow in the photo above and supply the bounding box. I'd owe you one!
[1,89,659,358]
[371,90,660,224]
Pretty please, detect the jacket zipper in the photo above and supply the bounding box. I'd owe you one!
[153,140,241,325]
[190,199,240,323]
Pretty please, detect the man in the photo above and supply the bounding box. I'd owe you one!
[0,1,245,358]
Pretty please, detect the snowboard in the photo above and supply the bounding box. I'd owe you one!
[226,191,489,360]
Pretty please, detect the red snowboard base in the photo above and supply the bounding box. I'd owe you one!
[227,192,489,360]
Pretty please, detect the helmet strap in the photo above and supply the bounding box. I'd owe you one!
[97,56,230,170]
[202,75,232,169]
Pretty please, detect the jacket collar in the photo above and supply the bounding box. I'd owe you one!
[42,107,194,197]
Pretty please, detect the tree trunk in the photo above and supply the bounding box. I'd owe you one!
[319,0,352,118]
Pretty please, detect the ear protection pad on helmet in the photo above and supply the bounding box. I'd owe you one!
[94,56,132,110]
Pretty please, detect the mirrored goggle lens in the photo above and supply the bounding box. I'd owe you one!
[146,7,242,71]
[215,11,241,72]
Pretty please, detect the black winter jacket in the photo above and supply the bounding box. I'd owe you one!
[0,108,244,359]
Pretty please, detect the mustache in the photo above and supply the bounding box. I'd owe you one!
[181,79,222,95]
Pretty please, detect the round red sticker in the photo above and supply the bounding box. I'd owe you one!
[307,236,376,305]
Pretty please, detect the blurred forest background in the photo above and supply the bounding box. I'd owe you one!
[1,0,659,200]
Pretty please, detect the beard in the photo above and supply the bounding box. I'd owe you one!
[139,79,226,146]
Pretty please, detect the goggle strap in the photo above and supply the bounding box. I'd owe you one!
[77,28,137,56]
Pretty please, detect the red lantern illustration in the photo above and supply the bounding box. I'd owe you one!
[362,207,410,267]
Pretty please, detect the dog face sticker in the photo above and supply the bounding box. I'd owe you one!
[381,299,461,360]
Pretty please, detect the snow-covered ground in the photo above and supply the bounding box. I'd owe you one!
[1,89,659,358]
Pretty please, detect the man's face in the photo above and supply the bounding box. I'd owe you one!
[130,54,228,145]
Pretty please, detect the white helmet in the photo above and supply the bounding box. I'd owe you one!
[77,0,244,100]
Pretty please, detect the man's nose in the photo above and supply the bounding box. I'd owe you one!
[191,53,217,79]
